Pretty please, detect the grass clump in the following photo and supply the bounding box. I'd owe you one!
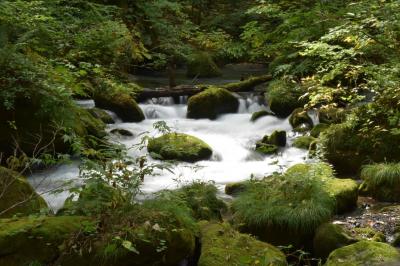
[232,163,336,247]
[360,163,400,202]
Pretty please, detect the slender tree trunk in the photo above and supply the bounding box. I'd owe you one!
[167,58,176,88]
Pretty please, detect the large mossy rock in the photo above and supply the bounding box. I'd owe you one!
[232,163,336,248]
[324,178,358,214]
[0,167,47,218]
[187,87,239,119]
[0,216,88,266]
[313,223,355,260]
[186,52,222,78]
[88,107,115,124]
[311,123,329,137]
[74,108,107,139]
[148,133,212,162]
[289,108,313,130]
[250,110,273,122]
[359,163,400,202]
[255,130,286,155]
[266,79,306,118]
[198,222,287,266]
[94,89,145,122]
[325,241,400,266]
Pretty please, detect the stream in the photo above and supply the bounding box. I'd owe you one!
[29,69,311,211]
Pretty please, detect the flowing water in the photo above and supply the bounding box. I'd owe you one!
[29,94,311,210]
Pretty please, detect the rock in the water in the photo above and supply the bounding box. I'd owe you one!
[313,223,356,259]
[186,52,222,78]
[293,135,316,150]
[88,107,115,124]
[94,90,145,122]
[325,240,400,266]
[110,128,134,137]
[289,108,313,130]
[360,163,400,202]
[148,133,212,162]
[269,130,287,147]
[250,110,273,122]
[255,143,278,155]
[187,87,239,119]
[266,79,306,118]
[0,167,48,218]
[225,182,249,196]
[198,222,287,266]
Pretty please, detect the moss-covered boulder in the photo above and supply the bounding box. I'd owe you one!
[148,133,212,162]
[351,227,385,242]
[311,123,330,138]
[250,110,273,122]
[198,222,287,266]
[187,87,239,119]
[255,143,278,155]
[94,89,145,122]
[313,223,355,260]
[110,128,134,137]
[158,182,227,221]
[186,52,222,78]
[269,130,287,147]
[0,167,47,218]
[289,108,313,130]
[0,216,89,266]
[293,136,316,150]
[325,241,400,266]
[324,178,359,214]
[266,79,306,118]
[88,107,115,124]
[359,163,400,202]
[232,163,336,248]
[74,108,107,139]
[319,107,346,124]
[225,181,249,196]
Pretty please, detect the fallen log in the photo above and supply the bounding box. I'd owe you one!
[136,74,272,102]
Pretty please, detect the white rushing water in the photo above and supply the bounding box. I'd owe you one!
[29,94,310,210]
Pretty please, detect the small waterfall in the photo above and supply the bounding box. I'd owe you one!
[75,99,95,108]
[238,94,267,114]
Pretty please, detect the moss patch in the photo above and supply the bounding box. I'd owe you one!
[324,178,358,214]
[0,167,48,218]
[88,107,115,124]
[198,222,287,266]
[325,240,400,266]
[311,123,329,137]
[250,110,273,122]
[187,87,239,119]
[293,135,316,150]
[186,52,222,78]
[148,133,212,162]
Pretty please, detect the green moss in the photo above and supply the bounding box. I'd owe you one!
[319,107,346,124]
[0,167,48,218]
[313,223,355,259]
[352,228,385,242]
[0,216,89,266]
[250,110,273,122]
[158,182,227,221]
[293,136,316,150]
[198,222,287,266]
[360,163,400,202]
[232,163,336,248]
[289,108,313,129]
[266,79,306,118]
[74,108,106,139]
[186,52,222,78]
[311,123,329,138]
[94,89,144,122]
[325,241,400,266]
[187,87,239,119]
[269,130,287,147]
[88,107,115,124]
[148,133,212,162]
[324,178,358,214]
[222,75,272,92]
[255,143,278,155]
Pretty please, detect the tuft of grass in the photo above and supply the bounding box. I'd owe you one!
[233,163,335,237]
[361,163,400,187]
